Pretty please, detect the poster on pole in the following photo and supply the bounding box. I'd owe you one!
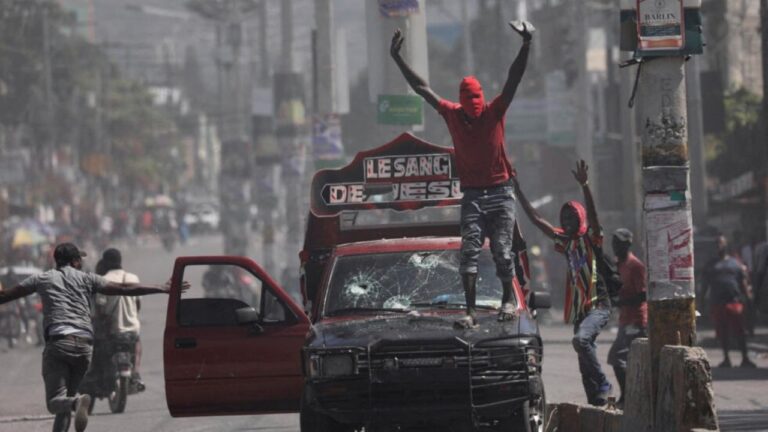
[312,114,344,161]
[645,194,694,285]
[636,0,685,52]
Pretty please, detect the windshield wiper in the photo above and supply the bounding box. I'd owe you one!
[409,302,498,311]
[326,307,409,317]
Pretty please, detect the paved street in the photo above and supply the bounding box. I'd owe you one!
[1,235,767,431]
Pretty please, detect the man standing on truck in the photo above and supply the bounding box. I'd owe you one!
[390,20,532,329]
[512,161,614,406]
[0,242,185,432]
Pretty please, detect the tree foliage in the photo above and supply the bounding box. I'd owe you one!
[0,0,184,193]
[706,89,765,181]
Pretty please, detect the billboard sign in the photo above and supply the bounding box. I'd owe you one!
[636,0,685,52]
[378,0,420,17]
[377,94,423,125]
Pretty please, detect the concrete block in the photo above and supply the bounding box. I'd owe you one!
[579,406,605,431]
[557,403,581,432]
[621,338,654,432]
[603,410,623,432]
[655,346,719,432]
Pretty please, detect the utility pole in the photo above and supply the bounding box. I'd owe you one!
[686,56,708,225]
[762,0,768,238]
[620,58,641,238]
[573,1,595,189]
[277,0,307,246]
[460,1,474,76]
[187,0,259,256]
[639,56,696,397]
[41,5,54,171]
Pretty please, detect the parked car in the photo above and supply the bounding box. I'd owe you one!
[183,203,220,233]
[162,134,550,431]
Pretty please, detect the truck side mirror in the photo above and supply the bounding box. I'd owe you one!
[236,307,261,325]
[529,291,551,310]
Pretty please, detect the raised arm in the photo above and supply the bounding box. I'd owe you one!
[572,160,600,230]
[0,284,36,305]
[96,280,189,296]
[497,21,532,110]
[511,174,558,239]
[390,29,441,110]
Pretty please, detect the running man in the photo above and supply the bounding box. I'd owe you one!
[0,243,187,432]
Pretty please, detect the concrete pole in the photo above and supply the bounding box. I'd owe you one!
[315,0,335,114]
[574,2,595,189]
[365,0,429,137]
[41,7,54,170]
[281,0,293,73]
[638,57,697,401]
[686,56,709,226]
[460,0,474,76]
[620,61,641,239]
[762,0,768,238]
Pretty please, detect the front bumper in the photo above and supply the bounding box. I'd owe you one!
[305,339,543,425]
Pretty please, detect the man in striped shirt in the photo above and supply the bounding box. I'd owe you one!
[513,160,613,406]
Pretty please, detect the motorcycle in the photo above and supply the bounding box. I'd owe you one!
[80,333,144,414]
[0,302,22,349]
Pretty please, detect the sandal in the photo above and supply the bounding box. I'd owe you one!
[454,315,478,329]
[497,303,516,321]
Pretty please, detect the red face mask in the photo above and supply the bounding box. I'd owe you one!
[459,76,485,118]
[556,201,588,239]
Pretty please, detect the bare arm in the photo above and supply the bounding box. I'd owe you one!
[390,29,441,110]
[497,21,532,110]
[739,265,753,300]
[511,174,558,239]
[0,284,36,305]
[96,282,169,296]
[572,160,600,229]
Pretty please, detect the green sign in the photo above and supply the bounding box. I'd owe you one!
[377,95,423,125]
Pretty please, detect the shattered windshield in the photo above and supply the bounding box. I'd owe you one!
[323,250,512,316]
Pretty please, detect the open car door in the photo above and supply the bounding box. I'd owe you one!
[164,256,310,417]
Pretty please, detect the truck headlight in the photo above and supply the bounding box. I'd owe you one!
[323,354,355,376]
[307,353,356,378]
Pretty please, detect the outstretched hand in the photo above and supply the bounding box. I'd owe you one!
[572,160,589,186]
[390,28,405,58]
[508,20,533,42]
[162,280,191,294]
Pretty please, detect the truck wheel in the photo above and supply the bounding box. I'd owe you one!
[500,388,546,432]
[299,388,354,432]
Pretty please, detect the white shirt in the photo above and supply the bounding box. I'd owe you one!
[94,269,141,334]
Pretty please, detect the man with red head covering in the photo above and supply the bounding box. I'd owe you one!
[513,160,614,406]
[390,20,532,329]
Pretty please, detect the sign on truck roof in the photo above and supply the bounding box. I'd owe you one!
[310,133,461,217]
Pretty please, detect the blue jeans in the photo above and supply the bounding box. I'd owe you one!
[572,307,611,404]
[42,338,92,432]
[459,185,517,281]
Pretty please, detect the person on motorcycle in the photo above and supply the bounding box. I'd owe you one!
[0,242,185,432]
[93,248,145,389]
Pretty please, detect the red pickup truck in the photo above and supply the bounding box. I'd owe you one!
[163,134,551,432]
